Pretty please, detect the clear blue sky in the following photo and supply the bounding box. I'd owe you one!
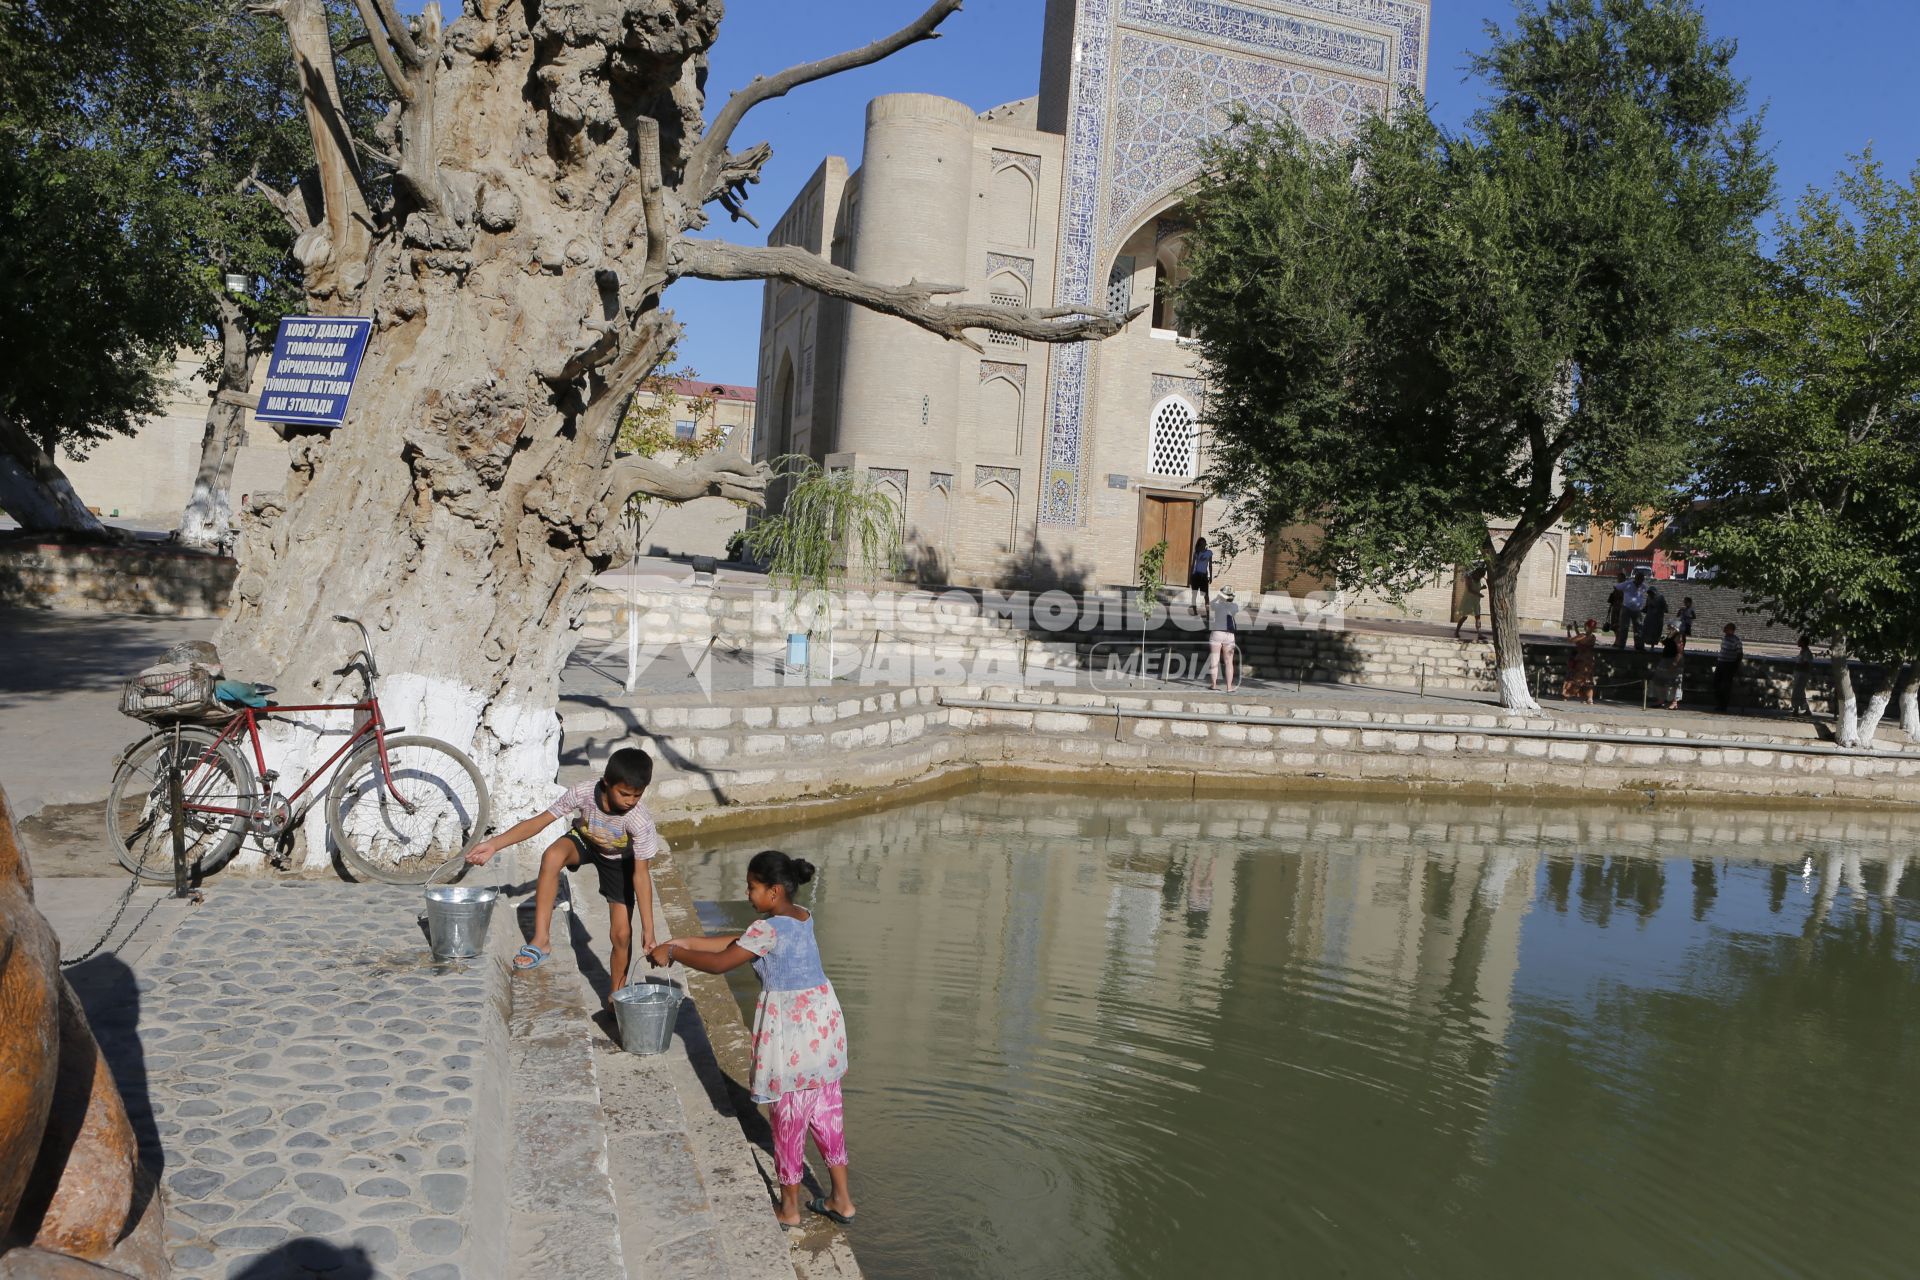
[667,0,1920,385]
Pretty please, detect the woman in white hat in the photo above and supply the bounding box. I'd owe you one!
[1208,586,1240,693]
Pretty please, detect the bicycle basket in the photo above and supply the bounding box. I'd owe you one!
[161,640,225,677]
[120,662,224,723]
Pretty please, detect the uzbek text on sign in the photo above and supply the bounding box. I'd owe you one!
[256,316,373,427]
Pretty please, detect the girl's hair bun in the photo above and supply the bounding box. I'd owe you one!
[747,849,816,896]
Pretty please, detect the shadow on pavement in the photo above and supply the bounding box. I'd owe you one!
[63,952,160,1177]
[229,1239,376,1278]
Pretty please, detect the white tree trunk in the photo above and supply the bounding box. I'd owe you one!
[1902,684,1920,742]
[176,299,257,550]
[1830,647,1859,748]
[0,416,109,537]
[1856,675,1894,746]
[1487,552,1541,714]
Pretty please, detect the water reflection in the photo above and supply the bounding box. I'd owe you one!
[682,793,1920,1280]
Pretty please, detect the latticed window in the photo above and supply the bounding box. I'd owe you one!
[987,290,1026,349]
[1107,256,1134,313]
[1148,397,1197,477]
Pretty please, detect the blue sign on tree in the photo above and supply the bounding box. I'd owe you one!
[256,316,374,427]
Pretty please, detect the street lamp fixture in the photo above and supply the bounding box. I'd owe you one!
[223,273,249,295]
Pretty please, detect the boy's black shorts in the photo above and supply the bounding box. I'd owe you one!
[561,830,636,907]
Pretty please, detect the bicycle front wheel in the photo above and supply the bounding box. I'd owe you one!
[107,724,257,882]
[326,734,490,884]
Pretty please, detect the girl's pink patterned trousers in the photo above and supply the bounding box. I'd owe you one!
[771,1081,849,1185]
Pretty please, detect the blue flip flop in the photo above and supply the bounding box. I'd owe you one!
[512,944,549,971]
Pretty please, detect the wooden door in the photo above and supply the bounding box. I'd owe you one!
[1139,496,1198,570]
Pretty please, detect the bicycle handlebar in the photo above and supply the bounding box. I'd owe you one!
[333,615,381,684]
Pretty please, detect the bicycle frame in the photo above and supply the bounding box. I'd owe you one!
[178,697,408,821]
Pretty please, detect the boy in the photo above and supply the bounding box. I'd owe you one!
[465,747,660,1001]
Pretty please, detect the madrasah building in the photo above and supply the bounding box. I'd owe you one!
[754,0,1569,627]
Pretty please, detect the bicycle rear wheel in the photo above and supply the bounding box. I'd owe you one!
[326,734,490,885]
[107,724,257,881]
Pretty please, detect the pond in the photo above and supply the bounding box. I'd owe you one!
[681,789,1920,1279]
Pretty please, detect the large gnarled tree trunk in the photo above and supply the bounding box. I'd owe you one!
[225,0,1130,865]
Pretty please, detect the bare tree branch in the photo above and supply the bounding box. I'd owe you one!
[604,452,770,509]
[371,0,424,66]
[713,142,770,227]
[680,0,961,219]
[246,176,313,233]
[348,0,413,99]
[275,0,373,297]
[634,118,670,285]
[671,240,1139,354]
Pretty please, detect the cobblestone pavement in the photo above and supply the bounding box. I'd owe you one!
[92,882,506,1280]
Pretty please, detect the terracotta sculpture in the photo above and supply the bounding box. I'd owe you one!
[0,786,166,1277]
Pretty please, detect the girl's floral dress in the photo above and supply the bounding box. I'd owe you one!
[735,912,848,1104]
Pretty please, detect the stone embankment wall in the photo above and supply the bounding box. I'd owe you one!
[0,541,236,617]
[583,584,1826,710]
[564,682,1920,832]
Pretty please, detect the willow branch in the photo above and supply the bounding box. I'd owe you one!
[671,240,1139,353]
[681,0,961,216]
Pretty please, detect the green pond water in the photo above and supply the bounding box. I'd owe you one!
[681,790,1920,1279]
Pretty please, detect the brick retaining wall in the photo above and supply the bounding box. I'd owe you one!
[1562,574,1798,647]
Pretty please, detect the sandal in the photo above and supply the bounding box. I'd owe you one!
[512,944,549,971]
[807,1196,855,1226]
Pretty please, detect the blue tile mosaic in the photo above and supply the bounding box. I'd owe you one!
[1037,0,1428,527]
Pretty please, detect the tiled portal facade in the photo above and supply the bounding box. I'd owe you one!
[755,0,1566,626]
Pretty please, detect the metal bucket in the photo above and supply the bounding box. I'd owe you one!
[423,885,497,960]
[612,982,685,1055]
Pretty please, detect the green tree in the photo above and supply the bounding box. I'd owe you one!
[0,0,199,532]
[0,0,383,538]
[1682,153,1920,745]
[1180,0,1771,710]
[167,0,388,547]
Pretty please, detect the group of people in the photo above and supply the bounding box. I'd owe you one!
[1565,569,1746,712]
[465,749,859,1232]
[1603,569,1693,653]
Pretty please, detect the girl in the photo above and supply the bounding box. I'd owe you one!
[649,850,855,1231]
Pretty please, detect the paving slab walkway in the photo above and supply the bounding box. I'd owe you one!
[70,882,511,1280]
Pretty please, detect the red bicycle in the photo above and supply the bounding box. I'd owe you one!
[107,616,490,885]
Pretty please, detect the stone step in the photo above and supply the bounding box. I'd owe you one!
[561,701,956,791]
[504,873,803,1280]
[504,886,629,1276]
[560,686,946,745]
[566,730,969,813]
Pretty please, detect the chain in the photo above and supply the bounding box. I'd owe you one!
[59,883,169,968]
[60,737,191,968]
